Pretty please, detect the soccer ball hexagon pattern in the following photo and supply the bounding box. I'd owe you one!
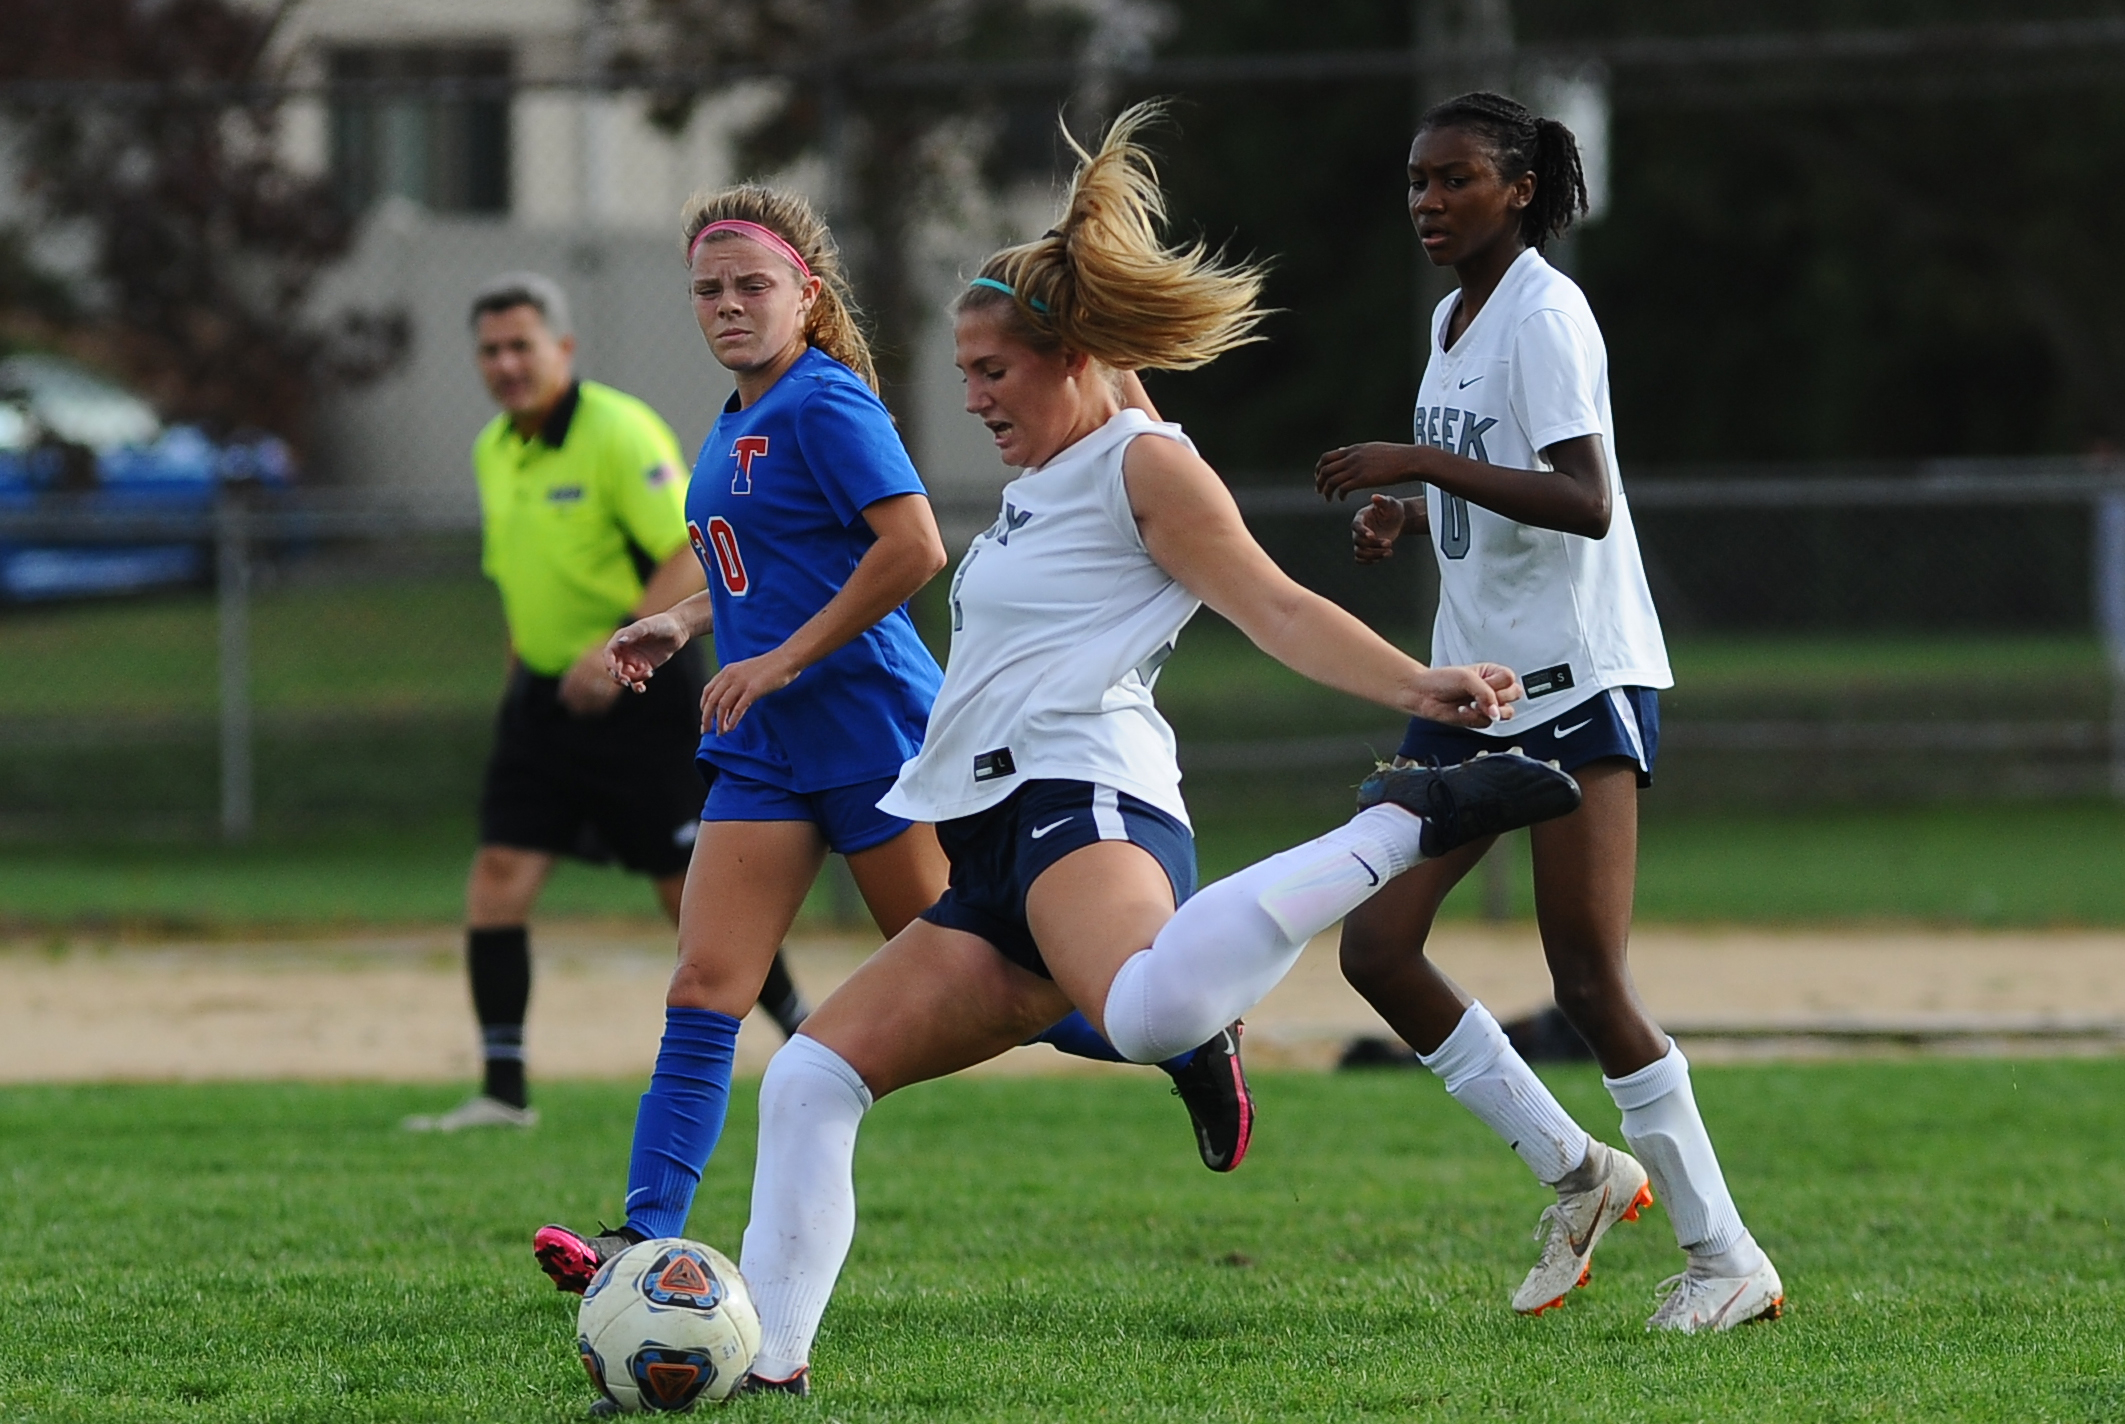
[576,1239,762,1412]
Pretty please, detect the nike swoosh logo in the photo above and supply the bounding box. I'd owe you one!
[1029,818,1072,839]
[1553,718,1592,739]
[1458,374,1483,388]
[1568,1184,1611,1255]
[1351,852,1380,887]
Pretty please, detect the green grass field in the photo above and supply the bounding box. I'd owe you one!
[6,801,2125,931]
[1,1062,2119,1421]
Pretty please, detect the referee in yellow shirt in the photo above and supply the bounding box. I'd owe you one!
[406,272,807,1132]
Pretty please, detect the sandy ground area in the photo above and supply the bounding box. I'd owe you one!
[2,921,2121,1084]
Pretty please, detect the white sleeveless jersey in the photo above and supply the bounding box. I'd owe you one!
[1418,246,1671,731]
[879,408,1200,826]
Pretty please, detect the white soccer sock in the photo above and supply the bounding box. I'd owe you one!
[739,1034,872,1382]
[1420,1002,1592,1185]
[1252,804,1427,941]
[1103,806,1424,1064]
[1604,1041,1762,1269]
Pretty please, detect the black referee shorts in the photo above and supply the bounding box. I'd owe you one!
[477,644,709,878]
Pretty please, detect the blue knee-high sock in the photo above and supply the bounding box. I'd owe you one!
[622,1006,742,1241]
[1031,1010,1193,1073]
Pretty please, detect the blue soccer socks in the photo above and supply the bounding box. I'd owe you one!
[623,1006,743,1241]
[1031,1009,1195,1073]
[1029,1009,1127,1062]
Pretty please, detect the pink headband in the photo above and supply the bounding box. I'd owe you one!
[687,220,813,277]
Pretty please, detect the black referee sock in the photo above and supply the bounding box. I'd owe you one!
[758,949,810,1038]
[469,926,532,1109]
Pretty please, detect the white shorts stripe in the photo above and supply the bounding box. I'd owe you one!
[1091,785,1127,841]
[1608,687,1649,771]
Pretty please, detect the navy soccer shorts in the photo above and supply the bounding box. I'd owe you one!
[1396,685,1660,788]
[920,779,1197,980]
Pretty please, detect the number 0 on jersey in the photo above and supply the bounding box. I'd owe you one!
[689,517,750,597]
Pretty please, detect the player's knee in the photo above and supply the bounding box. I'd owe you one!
[666,958,759,1017]
[1338,919,1421,998]
[1548,965,1624,1025]
[467,848,540,919]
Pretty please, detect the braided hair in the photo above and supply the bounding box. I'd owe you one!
[1418,91,1588,252]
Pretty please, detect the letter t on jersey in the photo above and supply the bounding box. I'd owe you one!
[729,436,769,494]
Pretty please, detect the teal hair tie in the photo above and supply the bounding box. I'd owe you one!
[968,276,1049,313]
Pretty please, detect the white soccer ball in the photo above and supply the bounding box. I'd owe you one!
[576,1238,762,1412]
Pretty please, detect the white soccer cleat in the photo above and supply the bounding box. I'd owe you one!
[1646,1255,1785,1332]
[1512,1141,1654,1315]
[402,1095,539,1133]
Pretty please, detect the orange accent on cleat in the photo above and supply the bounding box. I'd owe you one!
[1759,1295,1786,1322]
[1525,1293,1569,1316]
[1575,1263,1592,1289]
[1621,1182,1653,1222]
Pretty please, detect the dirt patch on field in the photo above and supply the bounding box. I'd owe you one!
[2,921,2121,1084]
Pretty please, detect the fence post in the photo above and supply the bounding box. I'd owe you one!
[2096,489,2125,800]
[215,485,254,841]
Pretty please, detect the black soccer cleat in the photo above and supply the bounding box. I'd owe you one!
[1166,1022,1254,1172]
[1357,750,1581,858]
[733,1367,811,1397]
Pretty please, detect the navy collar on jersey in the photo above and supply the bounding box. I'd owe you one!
[525,380,581,448]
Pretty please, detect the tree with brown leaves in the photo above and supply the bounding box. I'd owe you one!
[0,0,404,449]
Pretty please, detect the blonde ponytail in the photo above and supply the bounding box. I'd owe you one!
[956,101,1268,371]
[680,184,879,392]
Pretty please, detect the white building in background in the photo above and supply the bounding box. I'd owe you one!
[259,0,1009,515]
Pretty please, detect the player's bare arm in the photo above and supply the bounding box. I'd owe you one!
[1316,433,1611,539]
[699,491,946,735]
[606,589,714,692]
[1123,433,1520,726]
[562,549,705,713]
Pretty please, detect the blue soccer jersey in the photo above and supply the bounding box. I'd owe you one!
[686,345,942,793]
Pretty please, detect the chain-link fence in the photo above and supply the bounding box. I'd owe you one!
[9,22,2125,855]
[4,458,2122,846]
[1212,463,2125,815]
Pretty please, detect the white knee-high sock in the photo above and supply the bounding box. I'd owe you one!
[1104,805,1424,1063]
[739,1034,872,1382]
[1420,1003,1592,1185]
[1604,1041,1762,1270]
